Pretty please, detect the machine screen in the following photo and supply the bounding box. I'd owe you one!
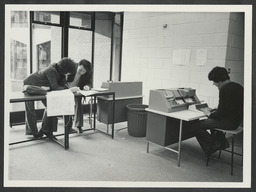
[185,97,194,103]
[176,99,185,105]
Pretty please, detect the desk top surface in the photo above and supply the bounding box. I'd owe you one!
[9,91,115,103]
[146,108,206,121]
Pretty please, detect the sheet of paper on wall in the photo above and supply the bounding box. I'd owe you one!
[79,90,98,97]
[196,49,207,66]
[172,49,191,65]
[46,89,75,117]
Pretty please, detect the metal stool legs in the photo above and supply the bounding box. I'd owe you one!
[206,129,242,176]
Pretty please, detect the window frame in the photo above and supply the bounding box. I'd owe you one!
[29,11,123,82]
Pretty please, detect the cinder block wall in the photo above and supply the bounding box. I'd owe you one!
[121,12,244,108]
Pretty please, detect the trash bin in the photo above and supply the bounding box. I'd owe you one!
[126,104,148,137]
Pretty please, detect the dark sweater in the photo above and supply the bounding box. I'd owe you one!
[77,70,93,90]
[209,81,243,127]
[67,64,93,90]
[23,63,66,90]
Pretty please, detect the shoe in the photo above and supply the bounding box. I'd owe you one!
[214,131,230,150]
[220,139,230,150]
[48,134,57,140]
[33,131,44,138]
[77,126,83,134]
[69,128,78,134]
[205,143,222,156]
[34,130,52,138]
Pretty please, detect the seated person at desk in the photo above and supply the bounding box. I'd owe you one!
[191,66,243,156]
[23,57,77,138]
[65,59,93,133]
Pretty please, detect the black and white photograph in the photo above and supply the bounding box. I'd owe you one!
[0,1,255,192]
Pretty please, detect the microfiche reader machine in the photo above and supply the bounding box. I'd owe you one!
[148,88,201,113]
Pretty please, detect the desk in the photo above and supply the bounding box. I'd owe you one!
[145,108,205,166]
[97,95,143,124]
[9,91,115,150]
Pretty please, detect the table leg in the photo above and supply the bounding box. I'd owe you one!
[64,115,69,150]
[93,96,96,130]
[89,96,93,128]
[147,141,149,153]
[177,119,183,167]
[111,93,115,139]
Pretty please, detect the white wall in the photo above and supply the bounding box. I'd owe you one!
[121,12,244,108]
[226,13,244,85]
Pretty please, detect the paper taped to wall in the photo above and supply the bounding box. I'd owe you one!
[196,49,207,65]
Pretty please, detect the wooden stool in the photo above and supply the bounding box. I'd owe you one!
[206,125,243,175]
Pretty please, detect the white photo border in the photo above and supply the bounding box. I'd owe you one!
[4,4,252,189]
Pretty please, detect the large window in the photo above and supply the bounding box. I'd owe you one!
[8,10,123,111]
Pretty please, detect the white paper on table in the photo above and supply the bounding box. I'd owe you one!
[79,90,98,97]
[46,89,75,117]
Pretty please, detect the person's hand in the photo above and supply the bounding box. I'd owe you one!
[210,108,217,113]
[83,85,90,91]
[41,86,50,91]
[202,109,211,117]
[65,82,72,88]
[69,86,80,93]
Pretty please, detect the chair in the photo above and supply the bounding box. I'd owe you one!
[206,125,243,176]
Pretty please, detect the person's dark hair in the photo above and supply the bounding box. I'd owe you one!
[78,59,92,72]
[208,66,230,82]
[57,57,77,75]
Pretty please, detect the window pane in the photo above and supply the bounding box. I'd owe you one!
[34,11,60,24]
[32,24,62,72]
[10,40,27,80]
[70,12,91,29]
[10,11,29,111]
[94,13,112,88]
[68,28,92,63]
[112,14,122,81]
[11,11,28,28]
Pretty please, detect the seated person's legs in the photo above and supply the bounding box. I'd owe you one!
[192,118,228,155]
[65,115,76,133]
[25,101,38,136]
[74,97,83,133]
[35,100,58,138]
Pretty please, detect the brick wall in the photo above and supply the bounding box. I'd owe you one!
[121,12,244,108]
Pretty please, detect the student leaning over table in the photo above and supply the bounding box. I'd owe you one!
[23,57,79,138]
[189,66,243,156]
[65,59,93,134]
